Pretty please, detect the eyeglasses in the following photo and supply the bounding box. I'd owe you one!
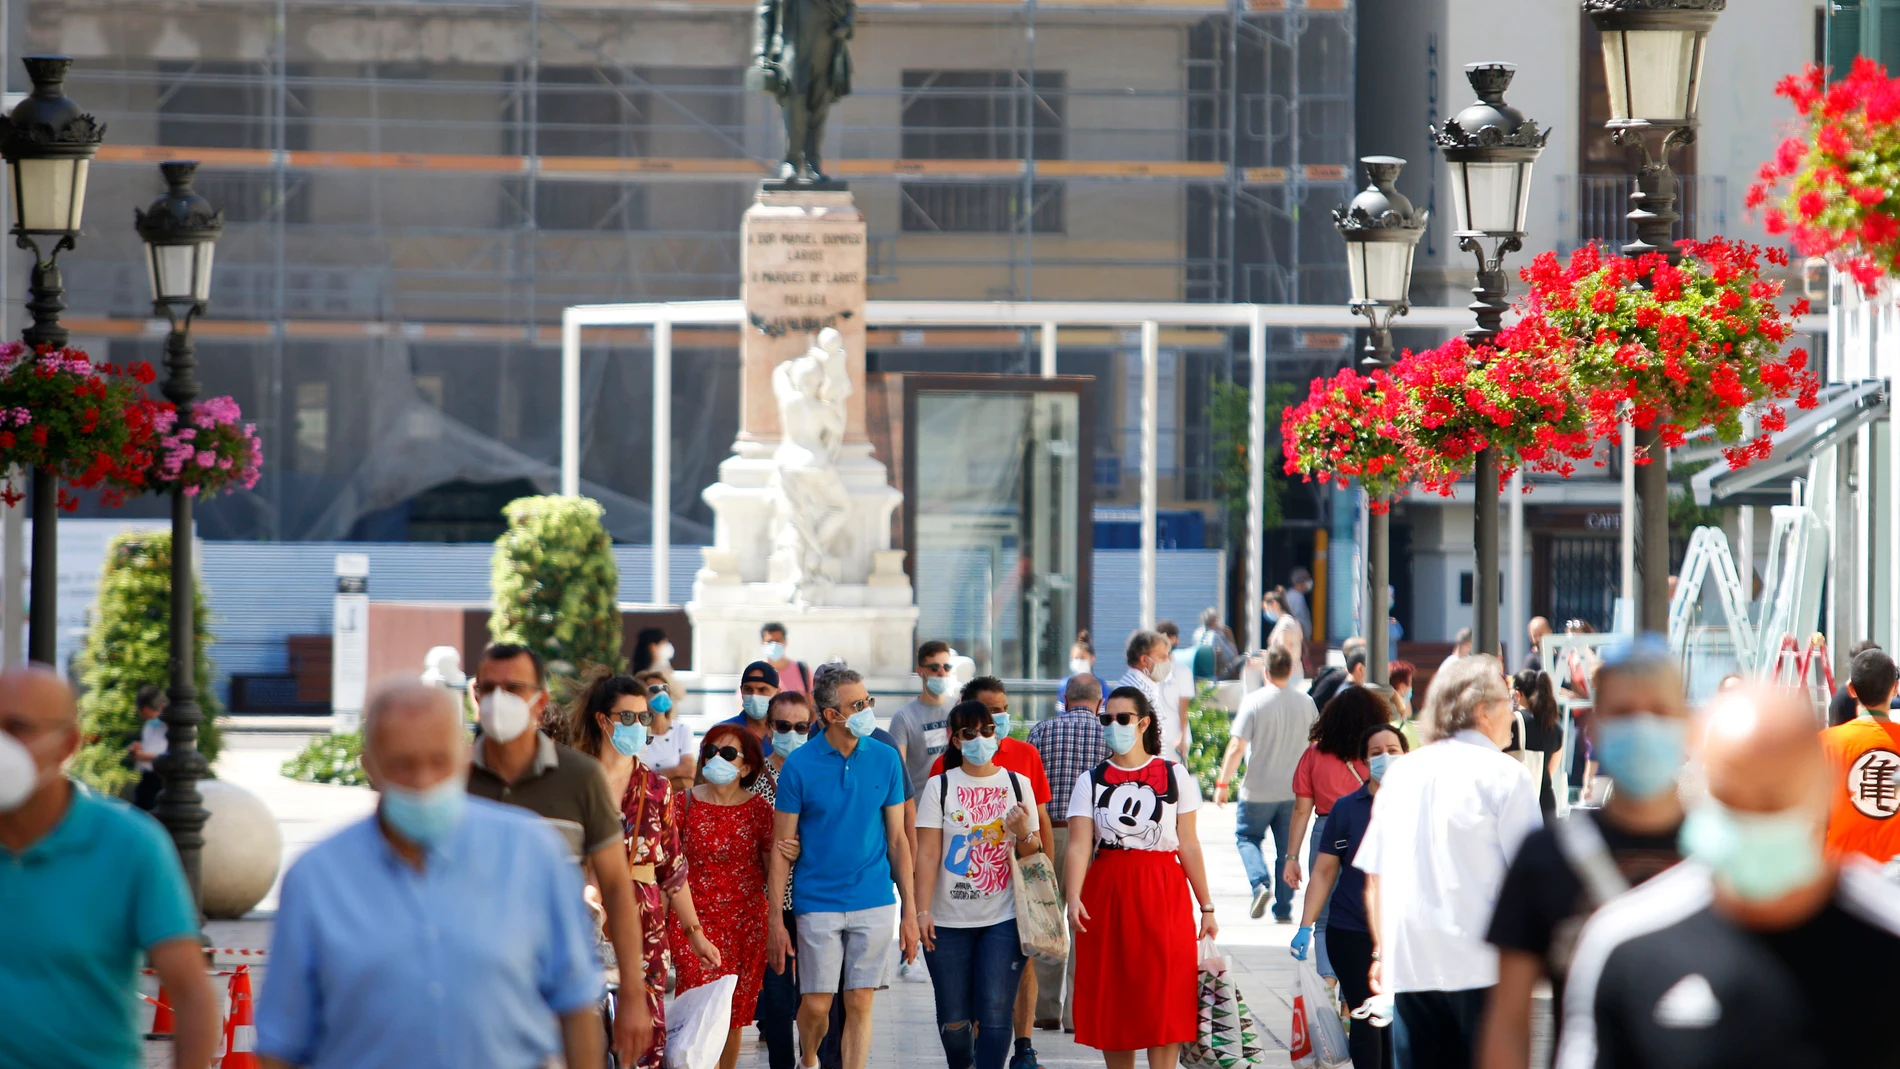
[772,720,814,735]
[952,724,998,742]
[608,709,656,727]
[839,697,876,714]
[702,745,743,763]
[473,680,541,699]
[1098,712,1142,726]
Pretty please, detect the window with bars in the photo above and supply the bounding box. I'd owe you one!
[899,70,1066,234]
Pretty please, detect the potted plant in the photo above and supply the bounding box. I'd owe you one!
[1280,366,1412,510]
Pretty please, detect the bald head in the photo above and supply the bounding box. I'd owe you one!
[362,679,468,793]
[1702,686,1826,814]
[0,666,80,806]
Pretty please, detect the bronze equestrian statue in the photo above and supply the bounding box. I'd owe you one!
[751,0,854,184]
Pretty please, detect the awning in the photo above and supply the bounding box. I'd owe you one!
[1679,380,1887,506]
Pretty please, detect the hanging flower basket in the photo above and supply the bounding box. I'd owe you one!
[142,396,263,498]
[1280,367,1412,510]
[1389,332,1596,497]
[1748,60,1900,293]
[1516,238,1819,469]
[0,345,158,509]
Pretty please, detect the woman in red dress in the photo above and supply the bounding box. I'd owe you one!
[669,723,775,1069]
[574,673,721,1069]
[1064,685,1217,1069]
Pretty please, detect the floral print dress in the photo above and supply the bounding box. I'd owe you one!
[667,791,775,1026]
[622,759,686,1069]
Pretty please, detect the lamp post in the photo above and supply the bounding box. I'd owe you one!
[1585,0,1722,632]
[1334,156,1427,685]
[136,161,222,907]
[1433,63,1547,662]
[0,55,102,665]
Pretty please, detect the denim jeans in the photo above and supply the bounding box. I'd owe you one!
[922,919,1027,1069]
[1235,799,1296,919]
[1306,813,1334,980]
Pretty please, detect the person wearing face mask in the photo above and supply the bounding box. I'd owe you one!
[256,681,606,1069]
[1479,640,1689,1069]
[752,692,818,1069]
[769,664,921,1069]
[1215,645,1317,923]
[892,640,957,803]
[668,725,776,1069]
[1821,647,1900,861]
[462,645,654,1065]
[1056,631,1101,714]
[0,666,220,1069]
[569,670,720,1069]
[722,660,782,758]
[1555,685,1900,1069]
[632,627,679,684]
[1282,685,1389,983]
[1025,674,1108,1033]
[630,671,698,794]
[1354,656,1540,1069]
[914,701,1043,1069]
[1290,723,1410,1069]
[1116,630,1184,761]
[761,622,813,695]
[1153,622,1196,764]
[1264,590,1306,685]
[1064,687,1218,1067]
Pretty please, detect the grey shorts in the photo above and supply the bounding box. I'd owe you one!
[795,905,897,995]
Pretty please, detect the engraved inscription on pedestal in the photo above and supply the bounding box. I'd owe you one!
[739,190,868,442]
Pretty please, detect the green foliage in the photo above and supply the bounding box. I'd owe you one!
[69,532,223,796]
[281,731,367,786]
[1207,379,1291,547]
[490,495,623,697]
[1186,681,1231,800]
[1668,462,1726,545]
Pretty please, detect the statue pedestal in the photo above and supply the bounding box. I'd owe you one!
[688,187,918,677]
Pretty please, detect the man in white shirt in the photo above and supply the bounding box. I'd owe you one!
[128,684,168,811]
[1354,655,1540,1069]
[1114,630,1179,759]
[1213,646,1316,921]
[1154,621,1195,763]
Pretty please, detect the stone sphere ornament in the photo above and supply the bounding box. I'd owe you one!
[197,778,283,919]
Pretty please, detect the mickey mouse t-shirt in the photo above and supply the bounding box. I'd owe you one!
[1066,757,1202,852]
[916,767,1034,928]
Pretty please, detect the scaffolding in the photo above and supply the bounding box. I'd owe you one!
[31,0,1361,542]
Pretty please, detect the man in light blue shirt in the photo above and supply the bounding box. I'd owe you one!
[256,681,603,1069]
[0,666,219,1069]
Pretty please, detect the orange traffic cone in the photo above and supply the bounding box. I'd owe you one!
[220,965,259,1069]
[144,984,175,1040]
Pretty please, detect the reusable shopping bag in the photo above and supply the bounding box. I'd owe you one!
[1287,958,1350,1069]
[663,973,736,1069]
[1182,940,1268,1069]
[1010,846,1070,964]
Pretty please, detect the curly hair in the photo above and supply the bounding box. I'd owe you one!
[1310,685,1394,761]
[1105,685,1164,758]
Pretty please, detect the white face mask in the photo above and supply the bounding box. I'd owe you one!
[0,731,40,813]
[1069,657,1092,676]
[479,688,534,744]
[658,642,676,664]
[1148,657,1174,684]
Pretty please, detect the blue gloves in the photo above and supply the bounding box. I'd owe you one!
[1289,925,1312,961]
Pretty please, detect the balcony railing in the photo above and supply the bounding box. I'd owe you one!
[1556,173,1728,254]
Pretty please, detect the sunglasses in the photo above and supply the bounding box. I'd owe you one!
[772,720,814,735]
[702,745,744,763]
[952,724,997,742]
[610,709,657,727]
[830,697,875,714]
[1098,712,1143,726]
[919,662,954,675]
[646,683,669,697]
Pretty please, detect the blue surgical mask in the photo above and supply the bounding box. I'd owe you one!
[611,722,649,757]
[991,713,1011,739]
[1681,799,1826,902]
[742,694,771,721]
[961,735,1000,766]
[702,755,741,785]
[846,709,877,738]
[650,691,674,715]
[1594,714,1687,801]
[924,675,951,697]
[1103,721,1138,755]
[774,727,808,756]
[1367,753,1396,782]
[763,641,786,661]
[380,777,467,848]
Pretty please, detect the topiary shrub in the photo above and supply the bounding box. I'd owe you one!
[70,531,223,797]
[490,495,623,697]
[281,730,366,786]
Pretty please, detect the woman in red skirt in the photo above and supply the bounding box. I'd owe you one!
[1064,685,1218,1068]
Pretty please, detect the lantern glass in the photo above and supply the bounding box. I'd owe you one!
[1601,28,1706,124]
[1449,159,1533,235]
[145,241,214,303]
[10,157,88,232]
[1346,238,1416,306]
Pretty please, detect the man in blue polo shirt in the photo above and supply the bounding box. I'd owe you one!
[0,665,220,1069]
[768,663,919,1069]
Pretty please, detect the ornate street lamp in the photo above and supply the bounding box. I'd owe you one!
[1433,62,1546,662]
[1334,156,1426,684]
[1586,0,1722,631]
[136,160,222,906]
[0,55,104,664]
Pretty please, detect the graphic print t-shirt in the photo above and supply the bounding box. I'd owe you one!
[915,767,1031,927]
[1822,716,1900,862]
[1066,757,1202,852]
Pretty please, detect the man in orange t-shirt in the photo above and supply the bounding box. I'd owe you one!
[1822,647,1900,861]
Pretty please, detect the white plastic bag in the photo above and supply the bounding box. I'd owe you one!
[663,974,736,1069]
[1287,959,1350,1069]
